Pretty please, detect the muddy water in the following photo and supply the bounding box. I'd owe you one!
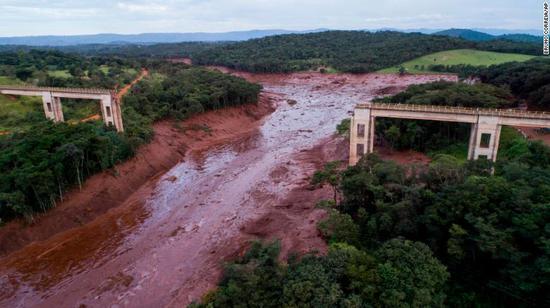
[0,73,457,307]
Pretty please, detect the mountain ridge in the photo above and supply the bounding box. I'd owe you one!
[0,28,540,46]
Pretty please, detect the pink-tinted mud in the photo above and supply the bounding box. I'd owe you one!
[0,72,456,307]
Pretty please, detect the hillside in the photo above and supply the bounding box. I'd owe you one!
[435,29,494,41]
[435,28,542,43]
[193,31,478,73]
[192,30,538,73]
[378,49,536,73]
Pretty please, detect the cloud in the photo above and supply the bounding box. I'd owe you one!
[0,5,99,19]
[116,2,169,14]
[0,0,540,36]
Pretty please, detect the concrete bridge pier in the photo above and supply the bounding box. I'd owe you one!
[99,95,124,132]
[41,92,64,122]
[349,107,374,165]
[467,115,502,162]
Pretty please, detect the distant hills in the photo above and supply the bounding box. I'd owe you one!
[0,29,328,46]
[0,28,540,46]
[433,28,541,43]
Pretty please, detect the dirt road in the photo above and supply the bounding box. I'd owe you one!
[0,72,456,307]
[117,69,149,100]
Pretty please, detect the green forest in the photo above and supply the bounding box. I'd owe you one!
[192,31,538,73]
[426,58,550,109]
[0,53,261,222]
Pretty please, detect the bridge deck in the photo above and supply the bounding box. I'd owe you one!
[0,85,114,95]
[357,103,550,120]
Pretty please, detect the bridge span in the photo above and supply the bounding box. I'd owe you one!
[349,103,550,165]
[0,85,124,132]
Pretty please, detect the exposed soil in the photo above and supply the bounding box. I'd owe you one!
[117,69,149,100]
[516,126,550,146]
[0,71,455,307]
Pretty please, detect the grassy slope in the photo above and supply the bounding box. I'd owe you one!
[0,94,42,131]
[378,49,536,73]
[0,76,23,85]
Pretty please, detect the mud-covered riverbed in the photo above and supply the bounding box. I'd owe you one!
[0,72,457,307]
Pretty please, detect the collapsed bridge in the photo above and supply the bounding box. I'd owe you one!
[349,103,550,165]
[0,85,124,132]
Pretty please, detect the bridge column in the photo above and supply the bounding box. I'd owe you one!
[52,96,64,122]
[349,107,374,165]
[99,94,124,132]
[41,92,64,122]
[467,115,502,162]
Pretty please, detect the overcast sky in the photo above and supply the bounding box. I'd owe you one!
[0,0,541,36]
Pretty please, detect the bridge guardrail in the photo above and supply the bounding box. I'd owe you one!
[0,85,115,95]
[357,103,550,120]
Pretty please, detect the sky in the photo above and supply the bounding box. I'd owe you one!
[0,0,542,36]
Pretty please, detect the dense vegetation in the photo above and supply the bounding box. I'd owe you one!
[372,81,514,154]
[196,133,550,306]
[193,31,539,73]
[0,54,261,222]
[0,49,140,88]
[434,28,542,44]
[477,58,550,109]
[429,58,550,110]
[123,61,261,121]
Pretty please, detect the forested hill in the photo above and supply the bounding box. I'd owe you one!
[192,31,539,73]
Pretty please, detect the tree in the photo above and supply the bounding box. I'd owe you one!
[375,239,449,307]
[398,66,406,76]
[311,161,342,203]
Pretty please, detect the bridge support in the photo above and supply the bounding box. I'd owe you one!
[467,115,502,162]
[99,95,124,132]
[42,92,64,122]
[349,108,375,165]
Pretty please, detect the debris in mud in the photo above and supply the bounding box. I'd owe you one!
[287,99,298,106]
[165,176,178,182]
[375,86,401,95]
[97,272,134,294]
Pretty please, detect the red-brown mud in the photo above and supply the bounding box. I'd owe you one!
[0,71,455,307]
[516,126,550,146]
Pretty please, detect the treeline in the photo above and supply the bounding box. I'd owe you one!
[373,81,514,152]
[192,31,539,73]
[123,61,261,121]
[429,58,550,110]
[0,59,262,222]
[0,49,140,88]
[196,138,550,306]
